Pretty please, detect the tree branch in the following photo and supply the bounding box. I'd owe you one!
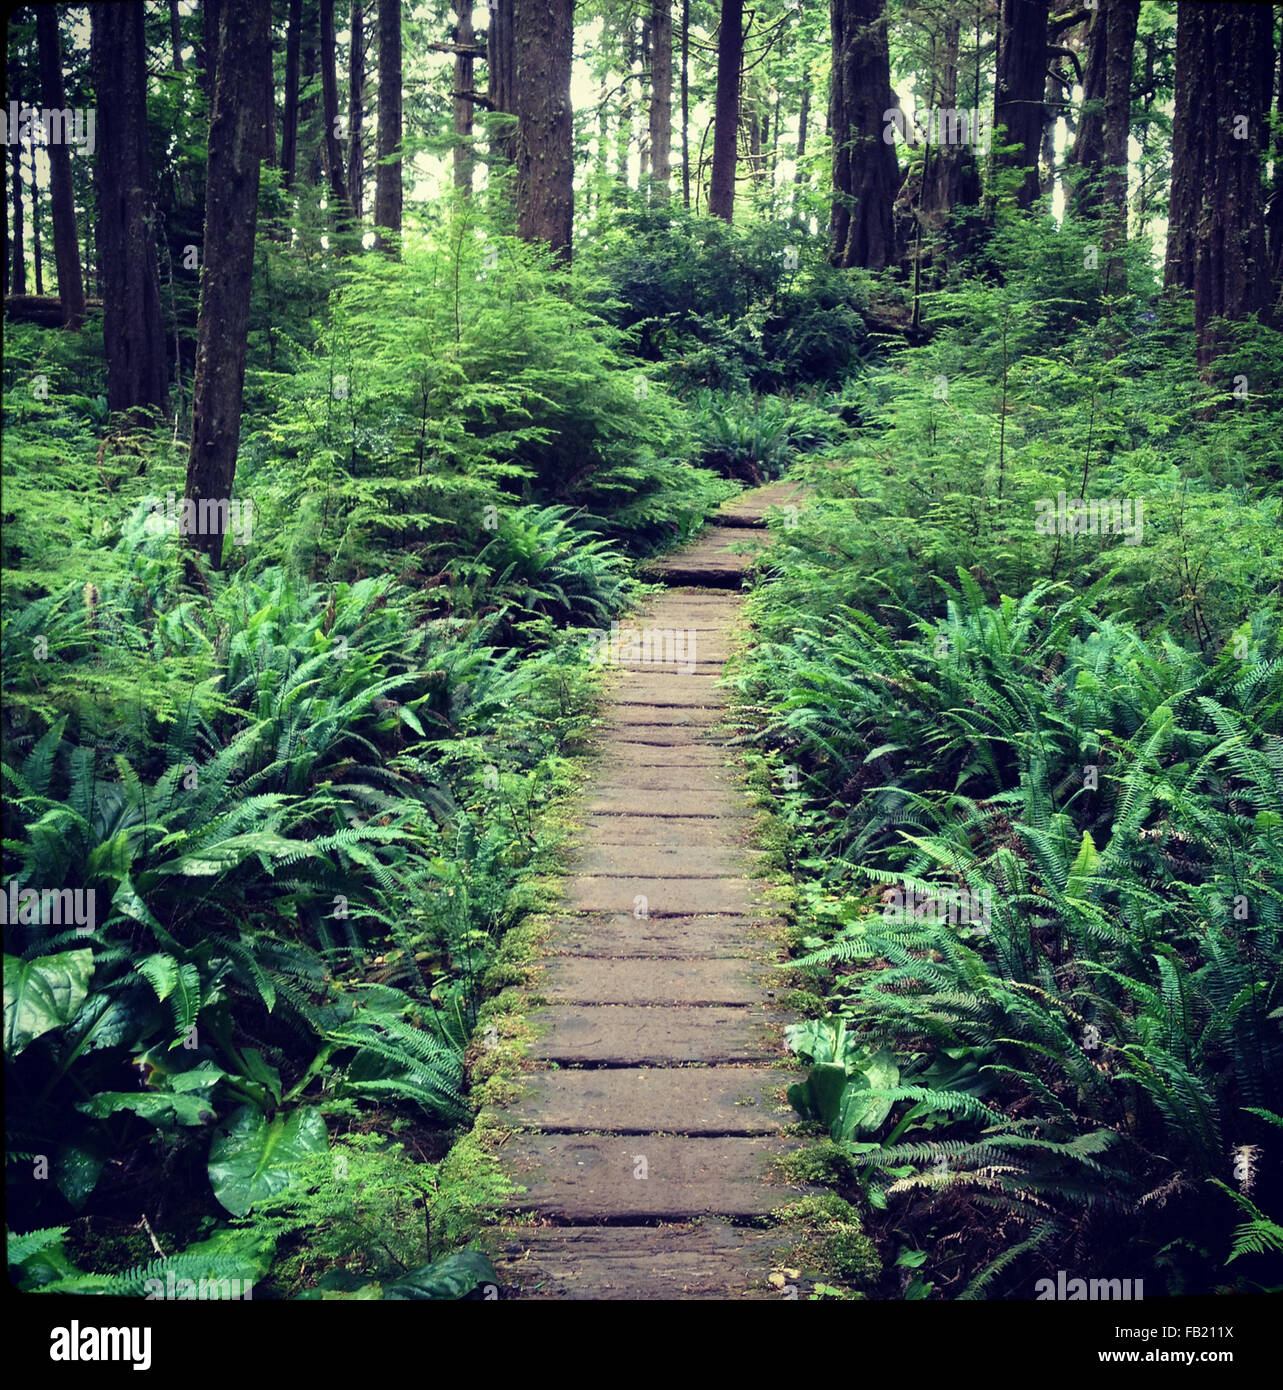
[426,41,486,57]
[1047,46,1084,87]
[1049,8,1090,37]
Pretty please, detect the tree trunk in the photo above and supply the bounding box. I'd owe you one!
[639,18,652,185]
[681,0,691,206]
[1269,36,1283,299]
[829,0,900,268]
[993,0,1048,210]
[374,0,402,250]
[169,0,185,69]
[4,292,104,326]
[282,0,302,187]
[37,6,85,327]
[650,3,672,192]
[618,23,636,187]
[10,144,24,296]
[348,0,364,211]
[319,0,354,232]
[596,80,610,212]
[264,27,277,165]
[185,0,270,567]
[1164,2,1203,295]
[202,0,221,98]
[300,7,323,185]
[769,82,782,194]
[1069,2,1106,211]
[487,0,517,166]
[91,2,169,419]
[708,0,743,221]
[1164,2,1273,368]
[514,0,574,261]
[454,1,475,194]
[919,16,959,216]
[748,94,763,184]
[1102,0,1138,271]
[1039,68,1058,197]
[1,31,8,295]
[795,71,810,186]
[29,133,42,296]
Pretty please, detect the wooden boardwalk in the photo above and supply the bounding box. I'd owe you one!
[490,481,810,1299]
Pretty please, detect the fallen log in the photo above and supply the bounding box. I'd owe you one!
[3,294,103,327]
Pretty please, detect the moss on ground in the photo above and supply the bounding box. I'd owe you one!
[780,988,827,1017]
[763,1193,881,1290]
[430,1129,516,1253]
[771,1139,856,1186]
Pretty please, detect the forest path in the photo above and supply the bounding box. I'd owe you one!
[488,479,811,1299]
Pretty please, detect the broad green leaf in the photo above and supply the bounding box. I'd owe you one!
[240,1048,283,1106]
[4,950,93,1055]
[383,1250,497,1300]
[54,1145,106,1209]
[836,1049,900,1138]
[787,1062,848,1130]
[162,832,299,875]
[85,831,134,883]
[208,1105,328,1216]
[397,705,426,736]
[168,1062,227,1093]
[110,879,164,930]
[76,1090,216,1127]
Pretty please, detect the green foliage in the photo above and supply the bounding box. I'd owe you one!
[240,211,712,576]
[6,64,1281,1304]
[748,567,1281,1292]
[4,949,94,1054]
[581,198,879,392]
[785,1018,901,1139]
[446,504,633,636]
[207,1105,329,1217]
[742,207,1282,1298]
[3,396,608,1268]
[762,214,1281,648]
[7,1224,265,1297]
[1208,1180,1283,1281]
[235,1130,499,1298]
[691,392,794,484]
